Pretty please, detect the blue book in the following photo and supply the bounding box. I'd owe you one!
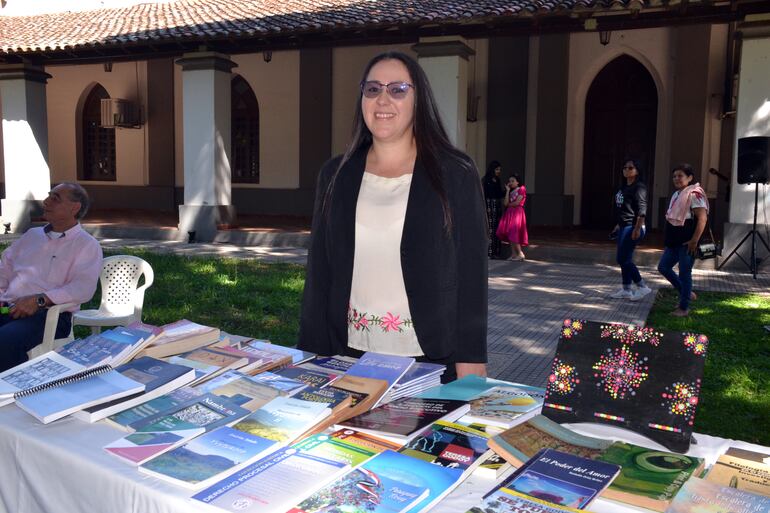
[106,386,203,431]
[417,374,546,402]
[491,448,621,509]
[248,371,307,395]
[56,327,146,367]
[246,341,316,365]
[15,369,145,424]
[345,352,414,407]
[74,357,196,422]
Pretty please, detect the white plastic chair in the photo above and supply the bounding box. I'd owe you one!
[73,255,155,334]
[27,302,77,359]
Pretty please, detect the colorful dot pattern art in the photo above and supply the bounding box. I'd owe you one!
[683,333,709,356]
[600,323,663,347]
[547,358,580,396]
[661,380,701,426]
[592,345,649,400]
[561,319,586,339]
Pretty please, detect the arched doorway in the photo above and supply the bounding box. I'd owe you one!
[231,75,260,183]
[80,84,116,181]
[581,55,657,228]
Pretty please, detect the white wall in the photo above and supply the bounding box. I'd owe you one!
[701,25,729,196]
[565,28,675,225]
[729,37,770,224]
[465,38,489,174]
[46,61,149,186]
[173,51,301,189]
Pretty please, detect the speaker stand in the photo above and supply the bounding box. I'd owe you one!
[718,182,770,279]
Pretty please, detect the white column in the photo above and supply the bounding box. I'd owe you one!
[413,39,474,150]
[0,64,52,233]
[175,52,237,242]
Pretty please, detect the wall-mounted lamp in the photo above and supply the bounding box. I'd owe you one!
[103,61,113,72]
[599,30,611,46]
[262,51,272,63]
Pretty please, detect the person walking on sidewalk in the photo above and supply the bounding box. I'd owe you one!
[609,159,652,301]
[657,164,708,317]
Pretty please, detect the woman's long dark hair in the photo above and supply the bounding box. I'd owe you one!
[323,51,472,229]
[484,160,501,181]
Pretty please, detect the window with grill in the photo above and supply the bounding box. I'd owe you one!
[81,84,116,181]
[231,76,260,183]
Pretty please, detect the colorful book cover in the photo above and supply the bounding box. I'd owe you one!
[275,367,338,388]
[541,320,707,453]
[106,386,203,431]
[345,352,414,406]
[399,420,489,472]
[248,371,307,395]
[232,396,330,441]
[55,328,143,367]
[464,386,542,428]
[292,432,380,467]
[290,450,436,513]
[291,385,351,412]
[666,477,770,513]
[139,425,280,488]
[103,393,249,464]
[417,375,545,402]
[475,452,512,479]
[466,487,583,513]
[705,447,770,496]
[205,376,283,411]
[329,429,402,453]
[191,446,350,512]
[494,448,620,509]
[488,415,612,467]
[247,341,316,365]
[596,441,704,510]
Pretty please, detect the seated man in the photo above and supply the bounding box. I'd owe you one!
[0,183,102,371]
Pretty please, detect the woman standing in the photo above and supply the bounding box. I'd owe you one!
[657,164,708,317]
[483,161,505,259]
[496,174,528,261]
[610,160,652,300]
[298,51,488,382]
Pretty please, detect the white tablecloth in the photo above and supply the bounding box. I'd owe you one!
[1,403,768,513]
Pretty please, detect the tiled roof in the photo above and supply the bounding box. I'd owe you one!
[0,0,727,55]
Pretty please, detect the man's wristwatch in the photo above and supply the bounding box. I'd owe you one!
[36,294,47,308]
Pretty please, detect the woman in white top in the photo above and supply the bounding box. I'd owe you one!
[657,163,708,317]
[298,52,488,382]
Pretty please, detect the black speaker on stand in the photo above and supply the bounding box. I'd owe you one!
[718,136,770,279]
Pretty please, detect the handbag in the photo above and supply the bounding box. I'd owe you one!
[696,216,721,260]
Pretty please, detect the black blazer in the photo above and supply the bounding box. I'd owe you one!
[298,145,488,365]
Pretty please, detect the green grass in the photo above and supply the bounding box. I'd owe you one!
[647,288,770,446]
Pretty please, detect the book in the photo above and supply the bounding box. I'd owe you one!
[230,395,331,442]
[329,428,403,453]
[103,393,249,465]
[289,450,439,513]
[665,477,770,513]
[488,414,613,467]
[191,445,351,513]
[399,420,490,477]
[381,361,445,403]
[705,447,770,496]
[166,355,222,386]
[596,441,704,511]
[336,397,470,445]
[140,319,220,359]
[492,448,620,509]
[463,385,543,428]
[73,357,196,422]
[298,355,357,375]
[55,327,147,368]
[466,487,583,513]
[177,347,248,374]
[15,368,146,424]
[204,374,284,411]
[344,352,415,407]
[104,385,204,432]
[0,351,94,407]
[222,344,292,375]
[274,366,339,388]
[248,371,307,395]
[245,340,316,365]
[541,320,708,453]
[418,375,545,402]
[300,431,395,466]
[475,451,513,479]
[205,345,286,375]
[325,374,389,423]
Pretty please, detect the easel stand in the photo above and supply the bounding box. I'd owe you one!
[717,182,770,279]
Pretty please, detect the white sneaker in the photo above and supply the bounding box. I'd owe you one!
[630,286,652,301]
[610,288,633,299]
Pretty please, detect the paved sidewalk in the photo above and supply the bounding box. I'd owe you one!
[6,235,768,389]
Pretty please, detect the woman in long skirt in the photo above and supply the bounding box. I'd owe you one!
[496,174,528,261]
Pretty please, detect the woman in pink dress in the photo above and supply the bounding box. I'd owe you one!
[496,174,528,260]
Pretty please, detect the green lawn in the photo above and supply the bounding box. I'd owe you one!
[647,288,770,446]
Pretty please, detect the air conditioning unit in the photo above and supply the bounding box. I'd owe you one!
[100,98,141,128]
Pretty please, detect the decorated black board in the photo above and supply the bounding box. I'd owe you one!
[542,320,708,453]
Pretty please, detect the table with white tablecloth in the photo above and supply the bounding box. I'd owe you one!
[1,401,768,513]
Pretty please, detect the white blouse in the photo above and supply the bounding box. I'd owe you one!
[347,171,423,356]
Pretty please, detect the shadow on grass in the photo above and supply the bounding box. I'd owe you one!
[648,288,770,445]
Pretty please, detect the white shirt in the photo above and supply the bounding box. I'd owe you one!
[347,172,423,356]
[668,190,708,219]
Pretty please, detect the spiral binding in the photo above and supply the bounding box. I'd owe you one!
[13,364,114,399]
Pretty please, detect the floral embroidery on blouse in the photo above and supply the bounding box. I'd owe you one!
[348,305,414,333]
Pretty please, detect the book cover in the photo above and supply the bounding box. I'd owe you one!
[247,340,316,365]
[475,452,512,479]
[139,425,280,489]
[248,371,307,395]
[595,441,704,511]
[541,320,707,453]
[15,369,145,424]
[141,319,220,358]
[178,347,247,370]
[325,374,389,424]
[467,487,583,513]
[488,415,612,467]
[291,385,352,414]
[0,351,88,406]
[417,375,545,402]
[103,393,249,464]
[329,429,403,453]
[106,386,203,432]
[666,477,770,513]
[74,357,195,422]
[399,420,490,473]
[292,432,380,468]
[191,446,351,513]
[55,327,144,367]
[345,352,414,407]
[224,345,292,375]
[232,396,330,441]
[290,450,436,513]
[338,397,470,443]
[705,447,770,496]
[274,367,338,388]
[205,375,283,411]
[464,385,543,428]
[299,355,357,374]
[495,448,620,509]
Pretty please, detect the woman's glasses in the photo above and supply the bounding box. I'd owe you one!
[360,80,414,100]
